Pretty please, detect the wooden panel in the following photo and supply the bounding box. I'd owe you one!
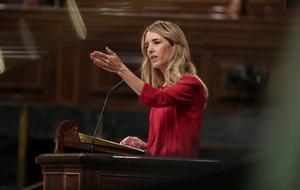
[43,172,80,190]
[76,0,230,13]
[56,46,81,105]
[75,0,284,17]
[44,173,64,190]
[97,173,153,190]
[248,0,283,16]
[204,49,277,113]
[66,173,80,190]
[214,51,271,98]
[0,46,57,104]
[0,57,42,89]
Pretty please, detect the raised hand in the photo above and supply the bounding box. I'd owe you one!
[90,47,123,73]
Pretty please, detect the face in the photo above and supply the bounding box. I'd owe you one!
[144,31,173,73]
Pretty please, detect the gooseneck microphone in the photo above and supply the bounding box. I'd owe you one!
[91,80,124,152]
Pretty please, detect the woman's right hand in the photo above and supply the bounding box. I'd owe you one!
[90,47,144,96]
[120,136,147,150]
[90,47,124,74]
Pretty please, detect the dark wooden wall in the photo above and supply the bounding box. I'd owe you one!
[0,0,299,187]
[0,0,294,113]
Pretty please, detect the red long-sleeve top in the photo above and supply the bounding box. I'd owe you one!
[139,75,206,158]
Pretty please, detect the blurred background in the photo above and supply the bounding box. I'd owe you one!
[0,0,299,189]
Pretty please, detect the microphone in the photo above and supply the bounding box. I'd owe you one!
[91,79,124,152]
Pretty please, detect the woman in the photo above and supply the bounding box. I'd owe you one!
[90,20,208,158]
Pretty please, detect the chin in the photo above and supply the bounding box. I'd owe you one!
[152,62,161,69]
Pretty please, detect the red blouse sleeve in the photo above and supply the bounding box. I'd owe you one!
[139,75,204,107]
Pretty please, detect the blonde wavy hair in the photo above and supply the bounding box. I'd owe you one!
[140,20,208,99]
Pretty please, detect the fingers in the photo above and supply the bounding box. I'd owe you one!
[120,136,132,146]
[139,141,147,149]
[90,51,113,71]
[119,136,147,149]
[90,47,125,75]
[90,46,114,60]
[91,56,109,70]
[90,51,110,61]
[106,47,115,55]
[90,47,121,66]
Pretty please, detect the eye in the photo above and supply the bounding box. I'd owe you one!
[153,40,160,44]
[144,43,149,49]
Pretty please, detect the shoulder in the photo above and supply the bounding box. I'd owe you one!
[180,75,202,86]
[181,75,209,99]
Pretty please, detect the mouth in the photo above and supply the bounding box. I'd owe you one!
[149,55,158,62]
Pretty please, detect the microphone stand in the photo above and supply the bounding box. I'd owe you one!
[91,80,124,152]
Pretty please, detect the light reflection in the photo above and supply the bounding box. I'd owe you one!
[67,0,87,40]
[19,18,39,60]
[248,17,300,190]
[0,47,5,74]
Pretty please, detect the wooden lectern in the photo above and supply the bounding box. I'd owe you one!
[36,153,225,190]
[36,120,249,190]
[53,120,145,155]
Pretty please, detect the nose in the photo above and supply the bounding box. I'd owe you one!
[147,44,154,55]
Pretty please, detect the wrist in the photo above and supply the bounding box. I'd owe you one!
[117,63,127,76]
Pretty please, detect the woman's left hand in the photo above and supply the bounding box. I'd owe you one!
[120,136,147,150]
[90,47,123,73]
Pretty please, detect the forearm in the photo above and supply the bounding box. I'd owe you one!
[90,47,144,95]
[118,65,144,95]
